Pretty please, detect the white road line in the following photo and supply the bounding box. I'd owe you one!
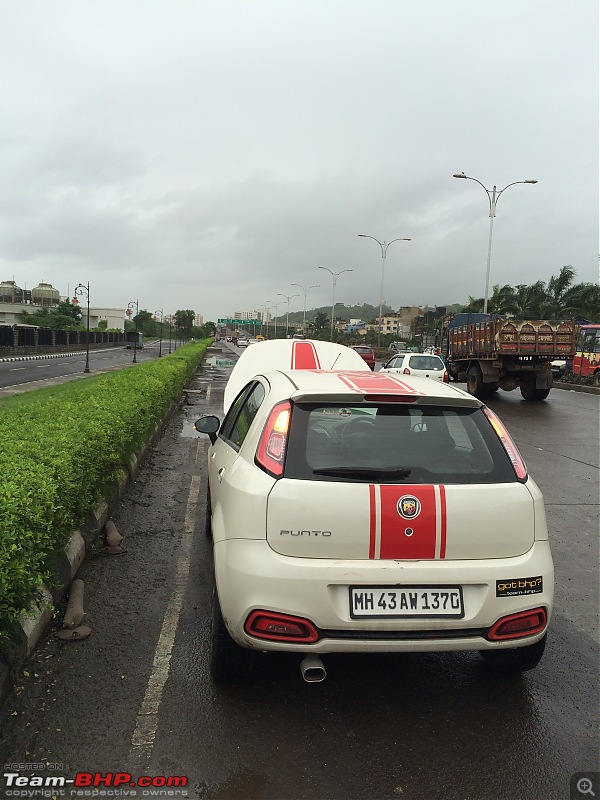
[9,367,25,371]
[129,472,202,760]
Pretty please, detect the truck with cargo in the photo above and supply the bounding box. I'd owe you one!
[440,313,577,401]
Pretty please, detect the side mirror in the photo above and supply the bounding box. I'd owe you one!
[194,415,221,444]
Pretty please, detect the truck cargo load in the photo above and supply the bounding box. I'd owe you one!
[441,315,577,401]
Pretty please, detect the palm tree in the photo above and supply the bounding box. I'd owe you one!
[485,284,519,315]
[564,282,600,322]
[539,266,576,318]
[513,282,547,318]
[461,295,484,313]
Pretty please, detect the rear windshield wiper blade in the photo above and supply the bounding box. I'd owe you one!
[312,466,412,479]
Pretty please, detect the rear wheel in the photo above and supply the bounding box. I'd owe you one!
[466,365,485,398]
[594,371,600,387]
[209,586,254,683]
[479,634,547,673]
[520,381,550,401]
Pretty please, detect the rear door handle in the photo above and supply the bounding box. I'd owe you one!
[218,468,225,483]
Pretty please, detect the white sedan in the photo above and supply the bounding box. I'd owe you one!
[195,339,553,683]
[380,352,448,382]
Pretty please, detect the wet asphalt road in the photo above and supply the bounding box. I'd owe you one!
[0,341,598,800]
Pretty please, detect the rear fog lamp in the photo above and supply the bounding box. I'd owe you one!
[487,608,547,640]
[245,611,319,643]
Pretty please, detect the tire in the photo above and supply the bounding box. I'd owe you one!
[205,484,213,539]
[479,633,547,673]
[466,365,485,398]
[209,586,254,683]
[594,371,600,387]
[520,381,550,401]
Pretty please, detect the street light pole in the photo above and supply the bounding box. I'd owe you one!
[291,282,320,335]
[358,234,411,349]
[127,300,139,363]
[75,282,91,373]
[167,314,172,353]
[318,267,353,342]
[453,172,538,313]
[154,310,163,357]
[278,293,300,338]
[267,301,282,339]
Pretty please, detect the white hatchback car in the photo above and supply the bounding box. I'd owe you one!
[381,352,448,382]
[195,339,553,683]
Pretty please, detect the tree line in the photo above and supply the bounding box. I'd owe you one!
[460,266,598,320]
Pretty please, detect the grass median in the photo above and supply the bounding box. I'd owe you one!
[0,340,210,656]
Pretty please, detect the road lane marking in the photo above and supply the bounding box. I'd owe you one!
[9,367,25,371]
[129,471,202,760]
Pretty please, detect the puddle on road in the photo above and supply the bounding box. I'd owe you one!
[181,419,201,438]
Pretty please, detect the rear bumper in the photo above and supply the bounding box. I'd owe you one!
[214,539,554,653]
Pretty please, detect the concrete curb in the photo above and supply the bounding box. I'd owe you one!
[554,381,600,395]
[0,399,182,707]
[0,352,86,362]
[0,347,125,364]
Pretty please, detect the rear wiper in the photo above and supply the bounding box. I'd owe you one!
[312,466,412,479]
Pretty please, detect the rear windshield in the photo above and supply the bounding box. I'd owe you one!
[285,404,519,484]
[353,347,373,354]
[408,355,444,371]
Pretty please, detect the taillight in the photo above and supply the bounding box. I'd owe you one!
[483,406,527,480]
[403,367,411,375]
[487,608,547,640]
[256,401,291,477]
[245,610,319,643]
[443,370,449,383]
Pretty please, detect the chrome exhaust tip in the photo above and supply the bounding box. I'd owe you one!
[300,655,326,683]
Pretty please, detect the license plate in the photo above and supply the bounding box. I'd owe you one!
[349,586,464,619]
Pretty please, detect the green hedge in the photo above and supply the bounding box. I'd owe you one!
[0,340,210,652]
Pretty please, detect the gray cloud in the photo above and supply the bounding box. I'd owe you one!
[0,0,596,321]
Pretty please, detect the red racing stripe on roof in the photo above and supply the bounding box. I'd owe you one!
[291,341,321,369]
[337,372,424,394]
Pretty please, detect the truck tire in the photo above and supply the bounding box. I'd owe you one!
[594,371,600,387]
[520,381,550,401]
[466,365,485,398]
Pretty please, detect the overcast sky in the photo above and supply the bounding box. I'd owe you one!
[0,0,597,324]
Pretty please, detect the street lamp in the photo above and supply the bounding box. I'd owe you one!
[154,310,163,357]
[258,306,270,338]
[267,300,283,339]
[167,314,172,353]
[127,300,139,363]
[358,234,411,349]
[74,282,91,373]
[278,293,300,337]
[453,172,538,314]
[318,267,353,342]
[291,282,320,335]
